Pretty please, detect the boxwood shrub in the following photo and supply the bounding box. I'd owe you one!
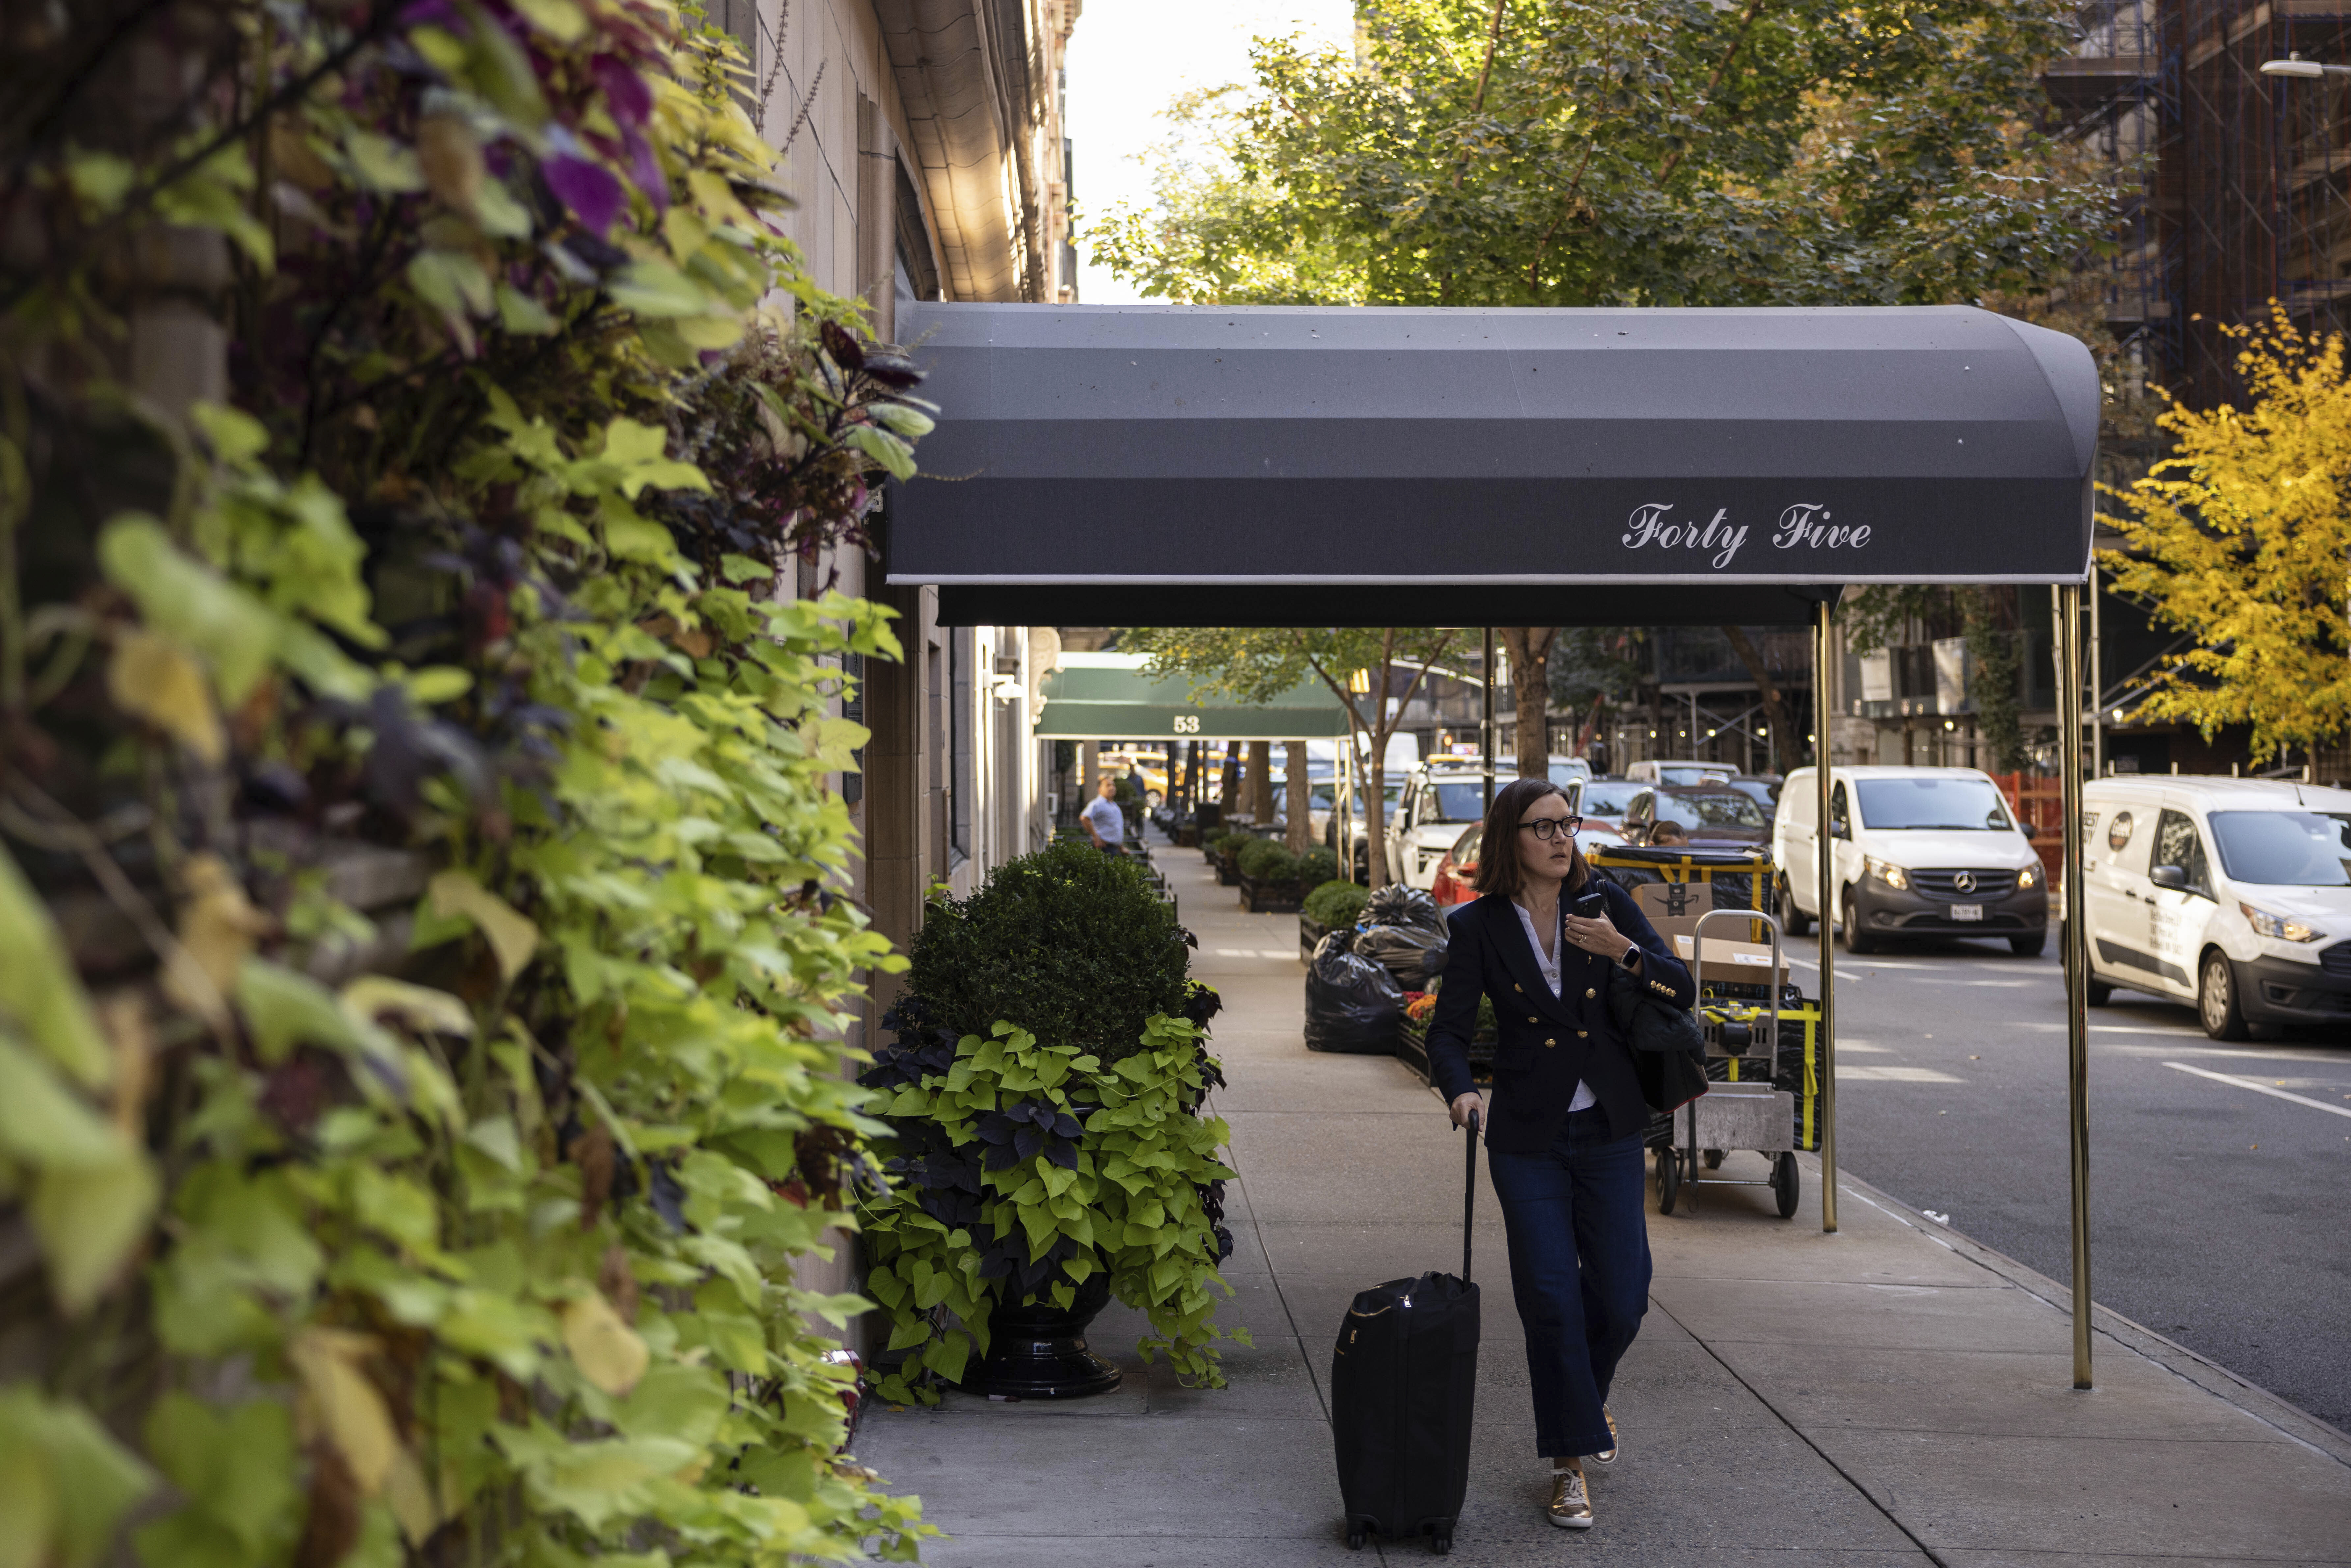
[1298,844,1338,886]
[1237,837,1302,884]
[1304,878,1373,929]
[910,836,1193,1063]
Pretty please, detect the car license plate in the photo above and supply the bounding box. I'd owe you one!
[1951,903,1983,922]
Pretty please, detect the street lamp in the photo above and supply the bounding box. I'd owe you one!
[2261,52,2351,77]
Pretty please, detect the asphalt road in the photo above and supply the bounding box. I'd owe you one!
[1792,934,2351,1433]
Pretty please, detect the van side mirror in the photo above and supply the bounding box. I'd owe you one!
[2149,865,2187,891]
[1829,817,1849,840]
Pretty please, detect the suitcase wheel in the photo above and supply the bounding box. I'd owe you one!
[1346,1527,1367,1551]
[1432,1529,1453,1554]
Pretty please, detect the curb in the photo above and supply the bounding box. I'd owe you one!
[1810,1153,2351,1472]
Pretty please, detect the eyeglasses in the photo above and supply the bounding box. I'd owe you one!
[1517,816,1584,840]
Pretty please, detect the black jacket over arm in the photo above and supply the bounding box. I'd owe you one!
[1424,879,1695,1153]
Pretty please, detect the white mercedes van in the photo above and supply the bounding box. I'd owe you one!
[1776,766,2049,956]
[2076,776,2351,1038]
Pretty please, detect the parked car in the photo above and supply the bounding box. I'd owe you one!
[1431,824,1481,908]
[1576,777,1642,838]
[1620,784,1771,850]
[1327,778,1407,881]
[1626,760,1739,788]
[1728,773,1783,827]
[2072,776,2351,1039]
[1776,765,2048,956]
[1384,757,1596,890]
[1099,748,1170,808]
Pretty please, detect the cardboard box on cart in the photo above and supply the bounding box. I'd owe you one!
[1629,883,1786,986]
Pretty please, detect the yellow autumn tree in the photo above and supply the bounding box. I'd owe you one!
[2101,308,2351,763]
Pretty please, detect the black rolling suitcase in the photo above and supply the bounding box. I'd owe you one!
[1331,1111,1481,1554]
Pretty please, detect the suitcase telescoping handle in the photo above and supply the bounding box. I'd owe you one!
[1462,1108,1480,1284]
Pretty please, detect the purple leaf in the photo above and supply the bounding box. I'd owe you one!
[544,154,624,236]
[590,54,653,129]
[619,125,666,214]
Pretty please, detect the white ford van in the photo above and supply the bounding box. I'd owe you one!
[1775,766,2049,956]
[2076,776,2351,1039]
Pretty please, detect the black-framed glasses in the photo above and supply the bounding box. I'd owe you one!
[1517,815,1583,841]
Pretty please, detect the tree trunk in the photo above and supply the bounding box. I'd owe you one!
[1722,625,1791,774]
[1501,627,1558,776]
[1247,740,1274,820]
[1285,741,1311,854]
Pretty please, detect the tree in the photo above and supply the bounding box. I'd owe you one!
[1092,0,2109,313]
[1125,627,1458,884]
[1500,627,1558,775]
[2101,310,2351,764]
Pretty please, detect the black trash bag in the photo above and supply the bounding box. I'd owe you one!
[1304,932,1404,1054]
[1354,922,1448,988]
[1363,883,1442,932]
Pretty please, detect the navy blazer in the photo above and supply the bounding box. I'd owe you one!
[1425,878,1696,1153]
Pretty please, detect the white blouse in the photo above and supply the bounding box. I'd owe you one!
[1512,898,1598,1114]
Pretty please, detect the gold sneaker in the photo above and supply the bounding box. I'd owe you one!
[1548,1461,1594,1529]
[1589,1405,1619,1465]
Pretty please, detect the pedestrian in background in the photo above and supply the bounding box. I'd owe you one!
[1081,774,1126,857]
[1425,777,1693,1530]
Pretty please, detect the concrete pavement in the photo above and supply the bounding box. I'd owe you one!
[854,842,2351,1565]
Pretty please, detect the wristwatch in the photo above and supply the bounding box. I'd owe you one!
[1615,945,1642,972]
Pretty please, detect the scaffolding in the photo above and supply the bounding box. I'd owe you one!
[2054,0,2351,409]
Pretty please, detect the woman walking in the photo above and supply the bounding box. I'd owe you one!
[1424,777,1694,1529]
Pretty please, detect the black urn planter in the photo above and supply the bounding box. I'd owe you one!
[955,1270,1121,1400]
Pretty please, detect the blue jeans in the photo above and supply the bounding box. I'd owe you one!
[1484,1106,1652,1458]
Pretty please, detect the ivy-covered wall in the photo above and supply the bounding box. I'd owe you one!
[1,2,944,1562]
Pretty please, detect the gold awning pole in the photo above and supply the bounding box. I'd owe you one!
[1814,600,1838,1235]
[2058,580,2094,1389]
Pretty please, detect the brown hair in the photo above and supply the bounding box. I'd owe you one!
[1471,777,1586,899]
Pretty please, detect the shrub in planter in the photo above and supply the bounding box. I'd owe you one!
[907,837,1191,1064]
[1304,878,1374,930]
[859,839,1244,1403]
[1298,844,1339,887]
[1237,837,1302,885]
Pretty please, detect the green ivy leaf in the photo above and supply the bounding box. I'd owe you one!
[97,515,277,703]
[0,846,112,1088]
[0,1389,156,1568]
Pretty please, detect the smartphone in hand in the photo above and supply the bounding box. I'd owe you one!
[1571,889,1607,920]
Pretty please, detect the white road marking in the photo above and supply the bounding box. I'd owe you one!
[1838,1066,1966,1083]
[2163,1061,2351,1120]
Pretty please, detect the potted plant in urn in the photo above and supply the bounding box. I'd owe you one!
[858,839,1244,1402]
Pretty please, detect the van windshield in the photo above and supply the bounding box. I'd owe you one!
[1854,778,2014,831]
[2208,811,2351,886]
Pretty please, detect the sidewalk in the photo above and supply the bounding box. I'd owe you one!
[855,841,2351,1566]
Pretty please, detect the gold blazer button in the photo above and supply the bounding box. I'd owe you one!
[1544,1038,1557,1047]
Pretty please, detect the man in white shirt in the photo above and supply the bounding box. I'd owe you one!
[1081,776,1126,856]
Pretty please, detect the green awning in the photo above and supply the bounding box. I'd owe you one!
[1034,653,1351,741]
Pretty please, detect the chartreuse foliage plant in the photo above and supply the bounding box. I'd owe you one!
[857,1016,1246,1406]
[2,1,932,1564]
[855,839,1243,1404]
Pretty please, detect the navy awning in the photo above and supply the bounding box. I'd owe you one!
[884,303,2097,627]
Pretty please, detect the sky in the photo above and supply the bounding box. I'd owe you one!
[1061,0,1355,305]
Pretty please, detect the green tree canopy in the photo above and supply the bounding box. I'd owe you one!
[1124,627,1457,884]
[1092,0,2109,310]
